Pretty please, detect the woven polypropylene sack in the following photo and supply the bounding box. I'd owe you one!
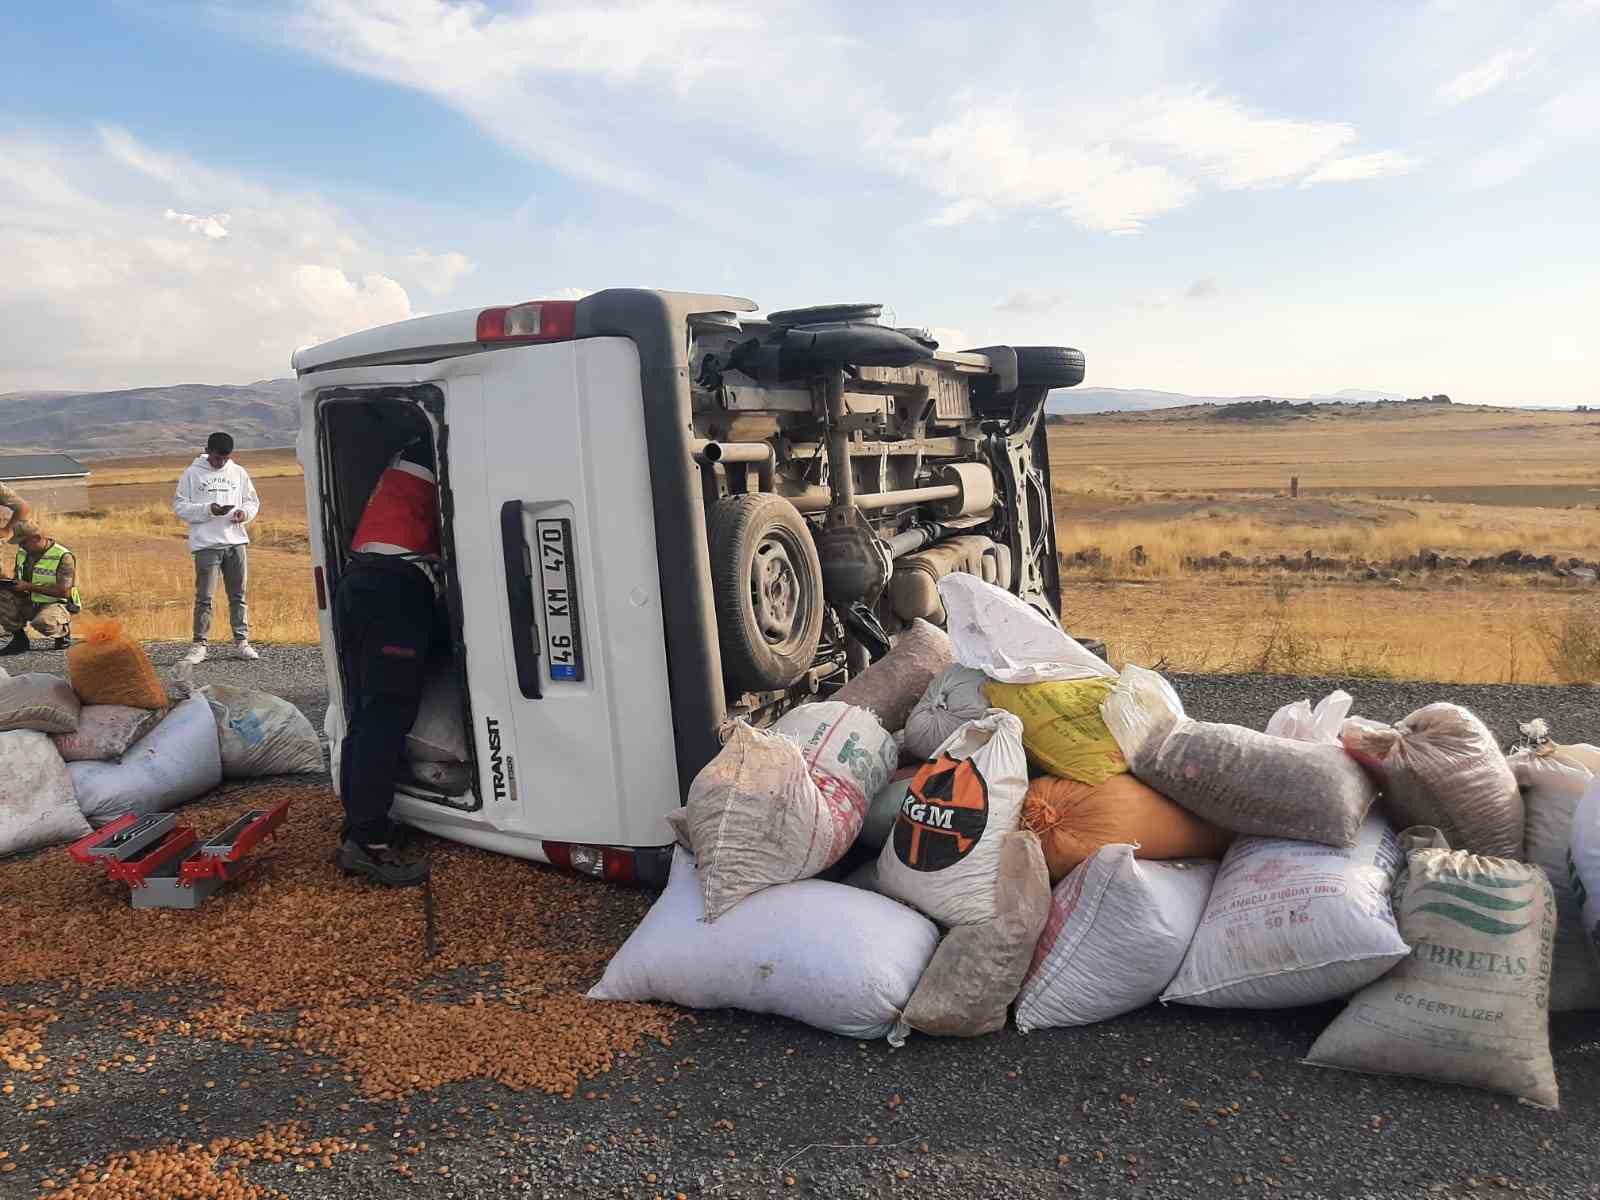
[406,661,469,763]
[1306,847,1558,1109]
[1022,773,1233,883]
[984,677,1127,785]
[1163,812,1409,1009]
[903,666,992,762]
[1140,721,1376,847]
[890,831,1051,1044]
[0,672,82,734]
[937,573,1115,685]
[876,711,1029,927]
[861,766,919,852]
[0,730,88,857]
[51,705,162,763]
[201,685,323,777]
[667,702,896,921]
[1015,846,1216,1031]
[65,619,168,710]
[834,619,954,733]
[1508,748,1600,1011]
[589,848,939,1039]
[67,695,222,825]
[1569,779,1600,961]
[1341,704,1522,858]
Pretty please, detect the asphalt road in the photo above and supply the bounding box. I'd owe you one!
[3,644,1599,1200]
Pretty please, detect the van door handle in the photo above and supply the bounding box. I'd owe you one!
[500,501,543,699]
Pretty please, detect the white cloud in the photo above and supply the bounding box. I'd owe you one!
[1435,47,1536,107]
[402,249,474,296]
[0,129,473,390]
[261,0,1411,238]
[1300,150,1420,186]
[996,289,1069,314]
[1129,91,1357,188]
[1186,277,1219,299]
[165,209,231,239]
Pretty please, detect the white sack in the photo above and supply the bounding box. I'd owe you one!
[589,848,939,1039]
[200,685,323,777]
[1101,664,1186,767]
[1570,778,1600,959]
[1509,747,1600,1011]
[0,672,81,734]
[937,574,1114,685]
[903,666,993,762]
[1266,690,1354,745]
[1342,704,1523,858]
[68,695,222,825]
[876,711,1029,927]
[667,702,896,921]
[1015,846,1215,1031]
[0,730,88,857]
[1163,812,1409,1009]
[1306,846,1558,1110]
[51,705,161,763]
[407,662,468,763]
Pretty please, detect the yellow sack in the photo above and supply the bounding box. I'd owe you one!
[984,677,1126,786]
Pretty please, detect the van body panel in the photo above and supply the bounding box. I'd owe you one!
[299,339,680,852]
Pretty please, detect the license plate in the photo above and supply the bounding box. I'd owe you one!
[535,518,584,682]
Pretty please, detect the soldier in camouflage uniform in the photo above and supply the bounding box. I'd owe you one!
[1,521,80,655]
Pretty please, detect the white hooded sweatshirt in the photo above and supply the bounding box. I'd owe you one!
[173,455,261,550]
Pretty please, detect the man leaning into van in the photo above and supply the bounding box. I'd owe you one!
[333,437,443,887]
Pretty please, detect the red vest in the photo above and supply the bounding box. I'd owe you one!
[352,461,440,558]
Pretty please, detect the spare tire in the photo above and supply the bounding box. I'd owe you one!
[1015,346,1086,389]
[709,494,825,693]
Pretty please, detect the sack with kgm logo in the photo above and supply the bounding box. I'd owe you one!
[1305,841,1558,1109]
[875,711,1029,927]
[669,702,896,921]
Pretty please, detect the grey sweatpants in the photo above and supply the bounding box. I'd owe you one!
[192,545,250,643]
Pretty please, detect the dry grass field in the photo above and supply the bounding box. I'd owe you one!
[12,405,1600,684]
[1050,404,1600,684]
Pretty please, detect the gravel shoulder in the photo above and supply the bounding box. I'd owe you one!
[3,646,1599,1200]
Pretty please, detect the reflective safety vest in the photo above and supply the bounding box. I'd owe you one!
[18,542,82,609]
[352,460,441,560]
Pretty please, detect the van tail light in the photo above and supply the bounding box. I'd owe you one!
[477,300,578,343]
[313,566,327,611]
[541,842,670,887]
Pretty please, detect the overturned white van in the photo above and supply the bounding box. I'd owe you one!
[295,290,1083,883]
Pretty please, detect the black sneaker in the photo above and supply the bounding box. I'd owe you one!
[0,631,28,656]
[336,838,429,887]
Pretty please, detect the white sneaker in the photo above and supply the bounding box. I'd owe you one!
[182,644,208,665]
[235,641,260,661]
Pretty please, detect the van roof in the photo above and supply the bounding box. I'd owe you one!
[292,289,756,375]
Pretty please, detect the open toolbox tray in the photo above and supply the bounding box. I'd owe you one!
[67,799,291,909]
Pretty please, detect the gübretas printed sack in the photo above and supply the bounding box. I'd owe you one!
[877,711,1029,927]
[1305,845,1558,1109]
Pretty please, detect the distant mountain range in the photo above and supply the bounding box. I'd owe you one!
[0,379,299,457]
[1046,386,1410,415]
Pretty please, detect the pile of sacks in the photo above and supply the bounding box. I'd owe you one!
[0,620,324,859]
[595,575,1597,1111]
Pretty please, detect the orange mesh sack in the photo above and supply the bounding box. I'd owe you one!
[67,618,169,711]
[1023,773,1234,883]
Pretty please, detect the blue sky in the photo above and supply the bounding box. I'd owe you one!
[1,0,1596,402]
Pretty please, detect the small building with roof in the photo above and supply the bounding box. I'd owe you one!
[0,453,92,515]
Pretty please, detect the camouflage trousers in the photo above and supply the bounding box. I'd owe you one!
[0,587,70,637]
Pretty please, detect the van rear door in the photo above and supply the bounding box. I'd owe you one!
[443,336,679,849]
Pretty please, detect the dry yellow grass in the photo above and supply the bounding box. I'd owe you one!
[1061,577,1595,685]
[1047,404,1600,492]
[82,448,301,487]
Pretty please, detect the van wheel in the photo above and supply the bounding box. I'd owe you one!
[1014,346,1086,389]
[710,494,824,692]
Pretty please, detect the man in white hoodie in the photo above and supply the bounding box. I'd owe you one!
[173,431,261,664]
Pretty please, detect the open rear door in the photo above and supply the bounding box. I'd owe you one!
[437,337,679,849]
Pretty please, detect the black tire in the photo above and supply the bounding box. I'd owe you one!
[709,493,825,692]
[1014,345,1086,389]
